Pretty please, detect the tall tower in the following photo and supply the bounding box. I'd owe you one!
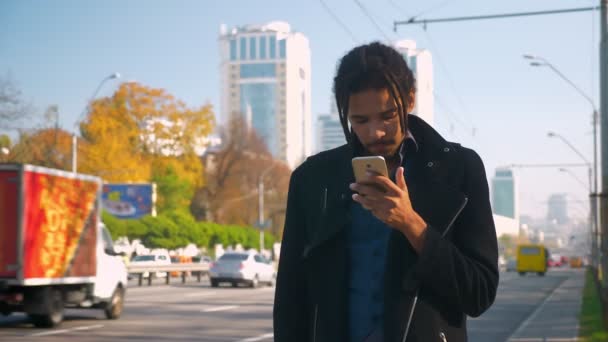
[219,22,312,168]
[492,167,519,219]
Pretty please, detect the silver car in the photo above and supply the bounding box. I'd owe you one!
[209,252,275,288]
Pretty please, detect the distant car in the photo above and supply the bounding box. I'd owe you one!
[498,255,506,270]
[506,259,517,272]
[548,254,563,267]
[129,254,171,278]
[209,252,275,288]
[569,256,583,268]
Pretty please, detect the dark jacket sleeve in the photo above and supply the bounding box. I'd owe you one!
[412,149,499,317]
[273,166,309,341]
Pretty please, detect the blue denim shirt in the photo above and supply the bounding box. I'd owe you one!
[347,136,417,342]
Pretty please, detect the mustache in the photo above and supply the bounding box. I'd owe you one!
[366,140,396,148]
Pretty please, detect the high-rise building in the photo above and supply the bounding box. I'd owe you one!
[393,40,434,126]
[547,194,569,224]
[219,21,312,169]
[492,167,519,219]
[316,114,345,152]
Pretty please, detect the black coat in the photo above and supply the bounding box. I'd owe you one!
[273,115,499,342]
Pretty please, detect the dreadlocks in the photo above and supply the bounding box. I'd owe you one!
[332,42,416,148]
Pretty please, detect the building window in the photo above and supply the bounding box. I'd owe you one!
[240,37,247,60]
[249,37,256,60]
[269,36,276,58]
[259,36,267,59]
[240,63,277,78]
[230,39,237,61]
[279,39,286,58]
[240,83,278,156]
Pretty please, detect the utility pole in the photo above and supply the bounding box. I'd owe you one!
[600,0,608,289]
[258,180,265,253]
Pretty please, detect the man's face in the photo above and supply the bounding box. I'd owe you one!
[347,88,408,158]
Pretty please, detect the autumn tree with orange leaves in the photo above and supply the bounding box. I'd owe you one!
[75,82,215,212]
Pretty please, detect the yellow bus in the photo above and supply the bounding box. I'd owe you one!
[516,244,548,276]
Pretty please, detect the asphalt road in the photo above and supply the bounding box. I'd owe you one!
[0,269,583,341]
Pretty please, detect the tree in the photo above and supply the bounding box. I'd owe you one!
[75,82,214,216]
[8,128,73,169]
[152,161,193,213]
[0,74,33,132]
[192,116,291,236]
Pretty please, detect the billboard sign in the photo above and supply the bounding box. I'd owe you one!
[102,183,155,219]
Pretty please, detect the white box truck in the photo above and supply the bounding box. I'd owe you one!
[0,164,128,327]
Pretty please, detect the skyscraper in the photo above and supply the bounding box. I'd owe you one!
[316,114,345,152]
[219,21,312,169]
[547,194,569,224]
[393,40,434,126]
[492,167,519,219]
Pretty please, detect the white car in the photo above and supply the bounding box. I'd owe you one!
[209,252,275,288]
[129,253,171,278]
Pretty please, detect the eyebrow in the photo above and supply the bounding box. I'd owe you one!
[350,107,398,119]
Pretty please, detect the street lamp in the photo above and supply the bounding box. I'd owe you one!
[524,54,598,198]
[559,167,590,192]
[547,130,597,267]
[72,72,121,173]
[257,162,280,253]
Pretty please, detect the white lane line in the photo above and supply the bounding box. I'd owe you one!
[185,291,217,298]
[202,305,240,313]
[234,333,274,342]
[30,324,104,337]
[509,339,578,342]
[73,324,105,331]
[506,278,568,341]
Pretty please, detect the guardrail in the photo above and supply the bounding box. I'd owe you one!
[127,263,210,286]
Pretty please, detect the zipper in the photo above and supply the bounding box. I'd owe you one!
[302,189,330,260]
[439,332,447,342]
[313,304,319,342]
[401,197,469,342]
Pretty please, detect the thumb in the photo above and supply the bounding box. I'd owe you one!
[396,166,407,191]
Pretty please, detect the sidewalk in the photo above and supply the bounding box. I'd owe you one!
[507,269,584,342]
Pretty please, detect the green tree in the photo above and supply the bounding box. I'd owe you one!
[152,164,193,213]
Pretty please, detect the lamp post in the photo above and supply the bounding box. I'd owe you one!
[547,131,597,267]
[258,162,279,253]
[524,55,601,268]
[559,167,591,192]
[72,72,121,173]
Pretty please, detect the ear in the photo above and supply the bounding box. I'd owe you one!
[407,90,416,113]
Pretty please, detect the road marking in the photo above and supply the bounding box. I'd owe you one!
[506,277,569,341]
[234,333,274,342]
[509,339,578,341]
[202,305,240,313]
[29,324,104,337]
[185,291,217,298]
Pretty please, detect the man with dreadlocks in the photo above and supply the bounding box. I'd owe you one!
[273,42,498,342]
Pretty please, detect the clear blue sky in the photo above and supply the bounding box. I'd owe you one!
[0,0,600,219]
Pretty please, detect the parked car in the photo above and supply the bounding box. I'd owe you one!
[129,253,171,278]
[209,252,275,288]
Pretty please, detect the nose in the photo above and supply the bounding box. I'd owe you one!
[368,120,386,140]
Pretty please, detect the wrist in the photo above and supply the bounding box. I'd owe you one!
[399,213,428,252]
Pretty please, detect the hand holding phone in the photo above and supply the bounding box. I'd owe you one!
[351,156,389,193]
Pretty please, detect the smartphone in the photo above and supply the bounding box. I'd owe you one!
[351,156,389,183]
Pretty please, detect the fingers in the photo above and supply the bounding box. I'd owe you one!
[352,193,374,210]
[396,167,407,191]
